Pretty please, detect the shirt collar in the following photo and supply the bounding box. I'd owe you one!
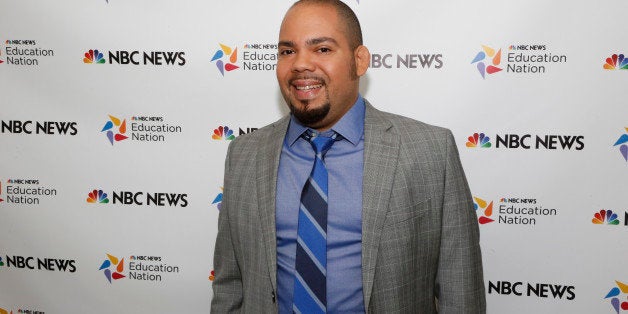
[286,95,365,147]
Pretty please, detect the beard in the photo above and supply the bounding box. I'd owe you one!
[282,74,331,127]
[287,98,331,127]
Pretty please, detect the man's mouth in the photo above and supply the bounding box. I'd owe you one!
[290,79,324,100]
[295,84,322,91]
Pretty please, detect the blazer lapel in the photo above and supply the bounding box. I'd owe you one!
[256,116,290,293]
[361,102,400,308]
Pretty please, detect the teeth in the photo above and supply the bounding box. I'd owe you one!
[296,84,322,91]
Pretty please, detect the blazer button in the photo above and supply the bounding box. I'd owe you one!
[271,291,276,303]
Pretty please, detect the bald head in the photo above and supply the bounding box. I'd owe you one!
[287,0,363,50]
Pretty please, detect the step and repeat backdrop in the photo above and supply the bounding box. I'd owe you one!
[0,0,626,313]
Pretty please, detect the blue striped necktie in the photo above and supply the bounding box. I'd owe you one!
[292,130,338,314]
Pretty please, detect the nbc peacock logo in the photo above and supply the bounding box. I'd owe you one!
[99,253,126,283]
[466,132,492,148]
[471,45,502,79]
[101,115,128,145]
[212,126,236,141]
[604,280,628,313]
[592,209,620,225]
[473,196,494,224]
[0,308,13,314]
[86,189,109,204]
[603,54,628,70]
[613,127,628,162]
[83,49,106,64]
[210,43,239,76]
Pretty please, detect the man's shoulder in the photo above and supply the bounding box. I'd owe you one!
[366,102,451,140]
[366,102,457,164]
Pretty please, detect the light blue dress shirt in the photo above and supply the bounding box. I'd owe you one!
[276,96,365,313]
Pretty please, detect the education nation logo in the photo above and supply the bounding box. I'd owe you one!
[473,196,494,224]
[211,42,278,75]
[2,39,55,66]
[101,115,128,145]
[472,44,567,79]
[99,253,125,283]
[471,45,502,79]
[466,133,492,148]
[211,44,239,76]
[86,189,109,204]
[98,254,181,283]
[472,196,558,225]
[603,54,628,70]
[613,128,628,162]
[212,187,223,210]
[0,178,58,205]
[604,280,628,313]
[99,115,183,145]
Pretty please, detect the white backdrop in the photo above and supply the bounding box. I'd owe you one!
[0,0,627,313]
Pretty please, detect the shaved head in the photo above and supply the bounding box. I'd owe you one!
[288,0,363,50]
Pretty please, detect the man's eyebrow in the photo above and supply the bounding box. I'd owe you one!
[277,37,338,47]
[306,37,337,46]
[278,40,294,47]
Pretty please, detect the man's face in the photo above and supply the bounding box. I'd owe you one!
[276,4,367,131]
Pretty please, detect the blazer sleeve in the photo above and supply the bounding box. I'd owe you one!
[211,143,243,313]
[435,130,486,313]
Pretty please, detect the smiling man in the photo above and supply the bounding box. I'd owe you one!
[211,1,486,313]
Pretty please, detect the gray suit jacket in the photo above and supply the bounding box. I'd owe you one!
[212,102,486,313]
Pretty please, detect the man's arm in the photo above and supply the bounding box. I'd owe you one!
[211,144,243,313]
[435,130,486,313]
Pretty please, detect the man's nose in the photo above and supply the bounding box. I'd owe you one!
[292,51,315,72]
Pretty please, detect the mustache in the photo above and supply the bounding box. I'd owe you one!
[288,75,326,85]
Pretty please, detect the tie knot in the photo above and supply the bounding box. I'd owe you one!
[303,130,338,156]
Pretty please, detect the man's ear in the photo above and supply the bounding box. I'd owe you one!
[355,45,370,77]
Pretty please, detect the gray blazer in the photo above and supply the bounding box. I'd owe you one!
[212,101,486,313]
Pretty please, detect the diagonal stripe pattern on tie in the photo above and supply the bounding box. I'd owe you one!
[293,130,338,314]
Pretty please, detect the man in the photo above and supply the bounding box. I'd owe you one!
[212,0,485,313]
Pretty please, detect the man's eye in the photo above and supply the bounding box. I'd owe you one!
[318,47,331,53]
[279,50,294,55]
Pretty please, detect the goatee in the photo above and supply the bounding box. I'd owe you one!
[288,100,330,127]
